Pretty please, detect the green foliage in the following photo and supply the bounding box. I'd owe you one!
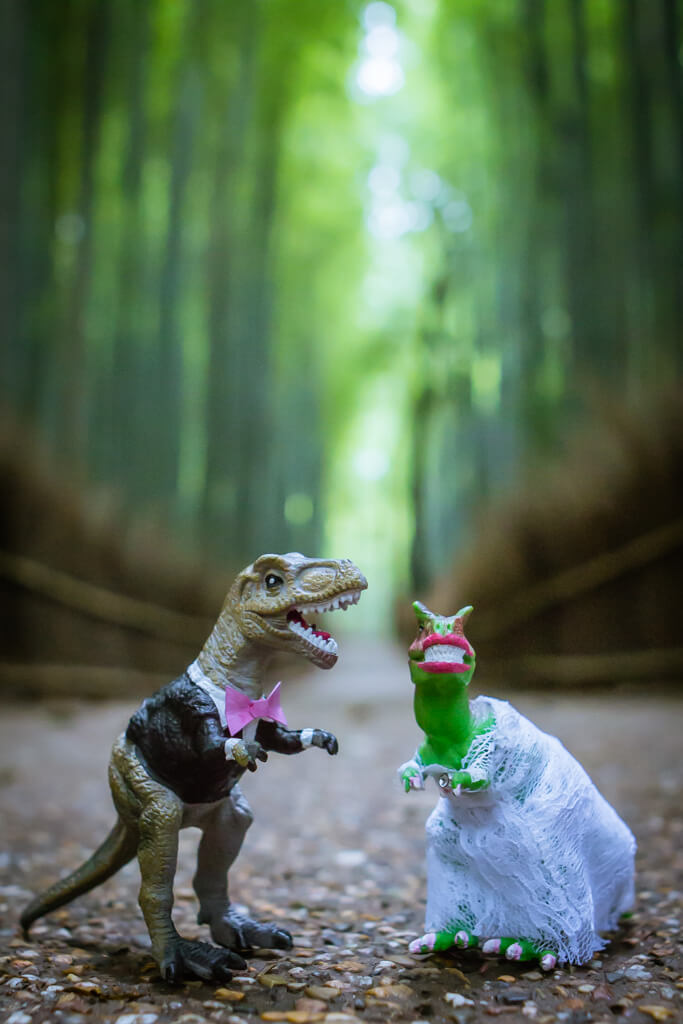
[1,0,680,628]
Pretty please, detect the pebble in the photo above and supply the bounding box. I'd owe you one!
[444,992,475,1007]
[501,989,531,1004]
[115,1015,158,1024]
[625,964,652,981]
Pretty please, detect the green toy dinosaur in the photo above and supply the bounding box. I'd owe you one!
[400,601,635,970]
[21,552,367,984]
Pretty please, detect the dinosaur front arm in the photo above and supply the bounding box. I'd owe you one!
[256,720,338,756]
[194,715,267,772]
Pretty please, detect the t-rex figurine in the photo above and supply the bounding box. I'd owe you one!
[400,601,635,971]
[21,552,367,984]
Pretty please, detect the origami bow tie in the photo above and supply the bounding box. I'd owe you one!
[224,682,288,736]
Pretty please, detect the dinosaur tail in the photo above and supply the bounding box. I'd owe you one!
[20,819,137,937]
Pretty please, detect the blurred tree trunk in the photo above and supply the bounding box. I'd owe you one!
[0,0,25,405]
[150,0,204,512]
[519,0,557,440]
[108,0,150,493]
[202,3,259,560]
[239,82,289,557]
[620,0,656,385]
[564,0,601,378]
[660,0,683,372]
[61,0,110,474]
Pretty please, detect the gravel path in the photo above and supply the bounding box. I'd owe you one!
[1,640,681,1024]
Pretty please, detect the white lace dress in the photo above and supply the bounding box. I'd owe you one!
[423,697,636,964]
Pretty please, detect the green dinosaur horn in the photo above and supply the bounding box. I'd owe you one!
[412,600,433,625]
[455,605,473,623]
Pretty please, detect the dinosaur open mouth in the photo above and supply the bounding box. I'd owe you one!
[419,636,473,674]
[286,588,363,659]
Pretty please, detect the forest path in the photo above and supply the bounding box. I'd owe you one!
[1,639,681,1024]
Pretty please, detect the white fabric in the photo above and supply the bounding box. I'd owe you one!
[423,697,635,964]
[188,660,257,740]
[300,728,315,748]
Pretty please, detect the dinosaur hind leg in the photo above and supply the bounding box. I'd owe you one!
[192,785,292,952]
[20,819,137,936]
[136,786,245,984]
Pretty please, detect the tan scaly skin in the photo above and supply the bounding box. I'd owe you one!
[20,552,367,985]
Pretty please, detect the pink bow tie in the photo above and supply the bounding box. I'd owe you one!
[224,681,288,736]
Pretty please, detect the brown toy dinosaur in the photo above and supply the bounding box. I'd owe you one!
[21,552,367,984]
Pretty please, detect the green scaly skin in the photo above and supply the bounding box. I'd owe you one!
[403,601,558,973]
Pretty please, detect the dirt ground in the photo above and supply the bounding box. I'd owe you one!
[1,639,681,1024]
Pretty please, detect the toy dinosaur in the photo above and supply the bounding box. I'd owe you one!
[21,552,367,984]
[400,601,635,971]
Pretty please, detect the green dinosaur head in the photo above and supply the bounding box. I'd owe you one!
[408,600,476,686]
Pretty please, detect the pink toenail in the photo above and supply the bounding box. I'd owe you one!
[410,932,436,953]
[540,953,557,971]
[455,930,469,948]
[482,938,501,954]
[506,942,523,960]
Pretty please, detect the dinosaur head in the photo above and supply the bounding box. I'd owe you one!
[217,552,367,670]
[408,600,476,686]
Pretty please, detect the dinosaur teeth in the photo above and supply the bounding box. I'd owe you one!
[287,618,339,656]
[294,589,362,617]
[424,644,465,664]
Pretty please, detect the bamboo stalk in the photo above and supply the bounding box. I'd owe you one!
[475,517,683,639]
[0,549,212,644]
[0,662,169,699]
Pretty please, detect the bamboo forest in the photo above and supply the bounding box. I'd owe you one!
[1,0,681,638]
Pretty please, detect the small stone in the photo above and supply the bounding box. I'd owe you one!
[502,989,531,1005]
[577,984,595,993]
[259,973,290,988]
[214,988,246,1002]
[606,971,624,983]
[6,1013,32,1024]
[366,983,414,999]
[637,1007,677,1022]
[304,987,341,1001]
[283,1014,324,1024]
[444,992,475,1007]
[625,964,652,981]
[296,997,329,1014]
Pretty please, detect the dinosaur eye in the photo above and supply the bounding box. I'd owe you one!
[265,573,283,590]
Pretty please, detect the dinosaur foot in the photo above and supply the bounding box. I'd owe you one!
[161,937,246,985]
[210,908,293,953]
[409,928,478,954]
[481,937,557,970]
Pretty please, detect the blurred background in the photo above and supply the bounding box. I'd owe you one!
[1,0,681,696]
